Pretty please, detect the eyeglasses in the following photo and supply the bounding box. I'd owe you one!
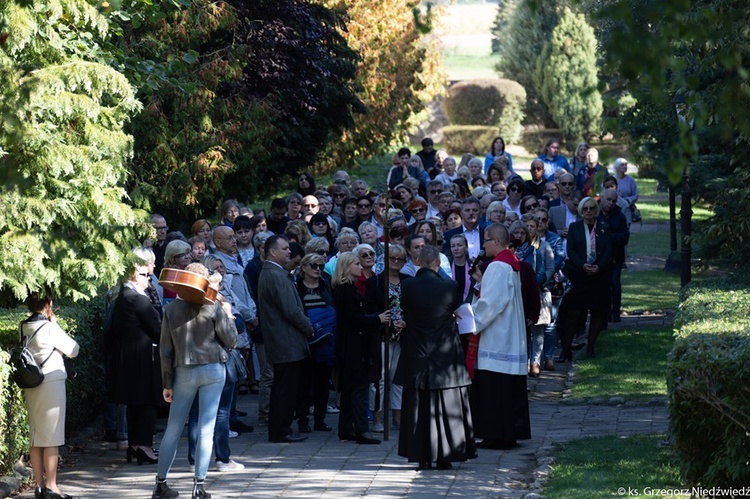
[357,204,372,208]
[360,251,375,258]
[429,189,442,194]
[389,256,405,262]
[137,273,151,278]
[538,217,548,223]
[531,166,544,171]
[412,207,425,213]
[560,182,575,186]
[155,226,168,231]
[581,206,596,211]
[309,263,324,270]
[485,238,497,244]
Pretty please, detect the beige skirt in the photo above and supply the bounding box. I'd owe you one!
[24,379,66,447]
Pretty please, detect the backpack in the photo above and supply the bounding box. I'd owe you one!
[9,322,53,389]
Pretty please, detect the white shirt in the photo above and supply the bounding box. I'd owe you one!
[463,225,482,259]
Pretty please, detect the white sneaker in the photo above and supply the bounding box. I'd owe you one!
[229,430,239,439]
[216,459,245,472]
[327,404,340,414]
[372,423,384,433]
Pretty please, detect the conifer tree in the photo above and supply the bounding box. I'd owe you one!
[534,7,602,141]
[0,1,143,302]
[493,0,565,125]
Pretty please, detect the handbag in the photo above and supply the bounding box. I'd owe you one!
[224,348,247,384]
[630,203,642,223]
[9,322,53,389]
[536,290,552,325]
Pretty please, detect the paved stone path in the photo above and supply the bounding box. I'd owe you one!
[11,312,671,499]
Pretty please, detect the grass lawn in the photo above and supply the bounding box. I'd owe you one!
[443,54,499,81]
[544,434,687,499]
[621,269,680,312]
[570,328,673,400]
[636,201,713,224]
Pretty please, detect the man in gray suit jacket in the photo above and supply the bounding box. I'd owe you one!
[257,235,313,443]
[549,190,582,240]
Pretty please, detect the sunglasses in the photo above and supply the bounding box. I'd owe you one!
[360,251,375,258]
[560,182,575,186]
[412,208,425,213]
[581,206,597,211]
[538,217,548,223]
[137,272,151,278]
[309,263,324,270]
[357,204,372,208]
[509,187,522,193]
[525,203,539,209]
[315,250,328,255]
[334,193,346,198]
[389,256,405,262]
[429,189,442,194]
[313,220,328,226]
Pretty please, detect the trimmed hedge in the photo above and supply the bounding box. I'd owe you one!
[0,299,105,475]
[442,125,500,156]
[669,276,750,487]
[443,78,526,143]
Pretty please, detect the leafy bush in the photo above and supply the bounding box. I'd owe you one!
[669,276,750,487]
[442,125,500,156]
[443,79,526,143]
[0,300,106,474]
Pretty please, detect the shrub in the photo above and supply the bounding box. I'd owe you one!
[0,299,106,474]
[443,79,526,143]
[442,125,500,156]
[669,276,750,487]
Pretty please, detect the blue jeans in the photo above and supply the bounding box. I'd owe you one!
[187,376,234,464]
[543,297,561,361]
[157,363,225,480]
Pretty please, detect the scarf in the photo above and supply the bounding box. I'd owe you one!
[465,249,519,378]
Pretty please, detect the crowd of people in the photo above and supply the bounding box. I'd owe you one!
[18,136,637,498]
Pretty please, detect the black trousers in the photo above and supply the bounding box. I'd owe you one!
[339,383,369,437]
[269,359,304,441]
[126,404,157,447]
[296,358,332,426]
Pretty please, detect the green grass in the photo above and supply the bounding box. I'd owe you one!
[627,229,670,258]
[621,269,680,312]
[443,54,500,81]
[636,201,713,224]
[544,434,687,499]
[571,328,673,400]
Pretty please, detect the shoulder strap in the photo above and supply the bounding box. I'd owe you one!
[22,321,56,367]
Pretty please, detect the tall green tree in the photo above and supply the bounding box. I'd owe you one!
[0,0,143,302]
[493,0,566,125]
[534,7,602,141]
[596,0,750,260]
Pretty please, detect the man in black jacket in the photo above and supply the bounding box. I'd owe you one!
[396,245,476,470]
[598,189,630,322]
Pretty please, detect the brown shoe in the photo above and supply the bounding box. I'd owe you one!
[530,363,540,377]
[544,359,556,371]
